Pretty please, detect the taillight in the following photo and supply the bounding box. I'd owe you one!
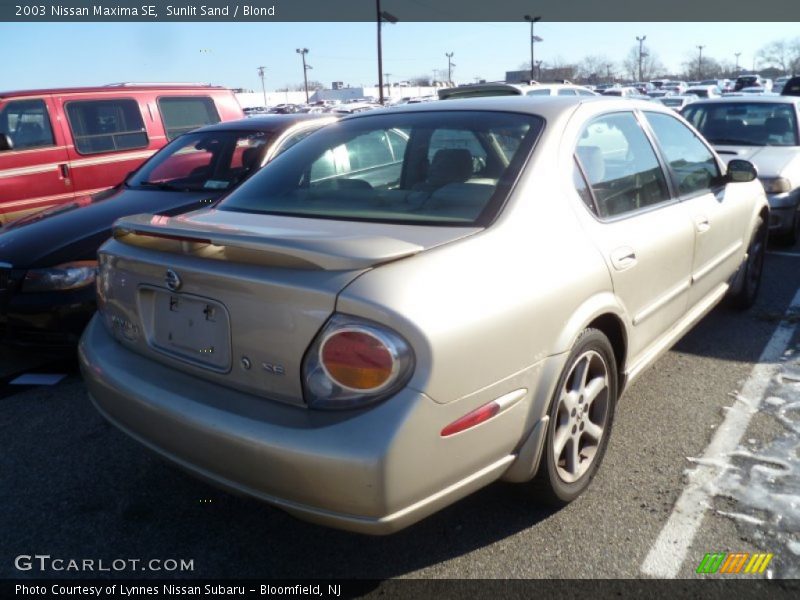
[303,315,414,410]
[321,330,395,391]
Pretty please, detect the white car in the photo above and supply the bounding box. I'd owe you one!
[602,87,646,99]
[683,96,800,243]
[685,85,722,99]
[438,82,596,100]
[656,95,697,111]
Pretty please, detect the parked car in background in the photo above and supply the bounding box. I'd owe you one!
[662,82,688,95]
[331,102,382,114]
[682,96,800,243]
[782,76,800,97]
[740,86,772,95]
[655,95,698,111]
[602,87,648,99]
[522,83,598,97]
[80,96,767,534]
[685,85,721,99]
[648,89,675,99]
[700,79,732,92]
[0,114,335,345]
[0,83,243,226]
[773,76,791,94]
[438,82,596,100]
[735,74,772,92]
[269,104,302,114]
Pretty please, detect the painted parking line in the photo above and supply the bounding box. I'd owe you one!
[640,287,800,578]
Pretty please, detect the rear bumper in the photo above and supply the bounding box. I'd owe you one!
[79,316,537,534]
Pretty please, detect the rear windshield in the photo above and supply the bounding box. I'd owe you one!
[682,102,798,146]
[735,76,760,90]
[128,129,276,192]
[218,110,543,226]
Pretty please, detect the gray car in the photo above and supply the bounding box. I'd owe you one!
[80,96,768,534]
[682,96,800,243]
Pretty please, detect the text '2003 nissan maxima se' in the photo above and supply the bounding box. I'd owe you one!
[79,97,768,534]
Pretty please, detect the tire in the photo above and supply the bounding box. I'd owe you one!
[531,328,618,506]
[729,216,767,310]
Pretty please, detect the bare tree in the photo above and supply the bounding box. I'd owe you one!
[576,55,615,83]
[790,39,800,75]
[622,44,663,81]
[681,52,724,80]
[756,39,792,75]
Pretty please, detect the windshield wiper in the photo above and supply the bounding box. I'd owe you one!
[138,181,188,191]
[709,138,757,146]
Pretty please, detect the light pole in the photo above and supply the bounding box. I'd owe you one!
[606,63,612,81]
[384,73,391,99]
[257,66,267,107]
[697,45,705,80]
[734,52,741,74]
[636,35,647,82]
[534,60,543,80]
[446,52,455,85]
[524,15,542,82]
[295,48,310,103]
[376,0,399,105]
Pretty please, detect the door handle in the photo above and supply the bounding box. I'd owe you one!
[695,216,711,233]
[610,247,637,271]
[59,163,69,179]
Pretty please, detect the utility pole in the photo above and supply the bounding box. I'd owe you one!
[446,52,455,85]
[524,15,542,82]
[376,0,399,105]
[697,45,705,80]
[734,52,741,74]
[295,48,310,103]
[636,35,647,82]
[257,66,267,107]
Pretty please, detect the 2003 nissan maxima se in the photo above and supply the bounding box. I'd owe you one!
[79,97,768,534]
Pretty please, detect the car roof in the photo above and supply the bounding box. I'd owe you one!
[341,95,663,121]
[191,114,335,134]
[0,83,231,99]
[689,96,799,105]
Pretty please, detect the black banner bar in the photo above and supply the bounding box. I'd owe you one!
[4,579,800,600]
[1,0,799,22]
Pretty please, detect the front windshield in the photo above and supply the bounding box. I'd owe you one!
[128,129,275,192]
[682,102,799,147]
[218,110,544,226]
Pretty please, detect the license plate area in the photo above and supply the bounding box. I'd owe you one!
[138,286,232,372]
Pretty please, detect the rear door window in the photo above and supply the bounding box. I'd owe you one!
[575,112,671,218]
[0,99,55,150]
[158,96,221,140]
[65,99,148,155]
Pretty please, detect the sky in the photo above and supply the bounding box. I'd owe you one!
[1,21,798,92]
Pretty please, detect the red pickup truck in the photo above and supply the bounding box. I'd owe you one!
[0,83,243,225]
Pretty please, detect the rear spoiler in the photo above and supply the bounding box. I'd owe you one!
[111,213,424,271]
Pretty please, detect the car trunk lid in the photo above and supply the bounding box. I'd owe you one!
[98,211,479,406]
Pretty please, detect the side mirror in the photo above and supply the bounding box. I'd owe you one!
[727,159,758,183]
[0,134,13,152]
